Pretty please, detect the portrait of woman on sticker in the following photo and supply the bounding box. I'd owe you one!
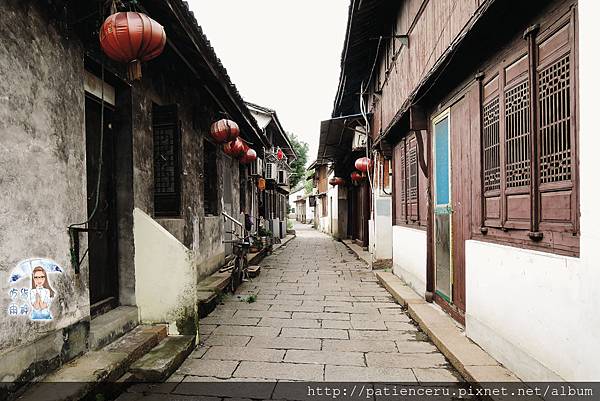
[29,266,55,321]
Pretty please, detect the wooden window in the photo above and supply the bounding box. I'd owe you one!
[479,12,578,254]
[392,133,427,227]
[321,196,328,217]
[538,54,571,184]
[204,141,219,216]
[482,96,501,193]
[153,104,181,216]
[505,79,531,189]
[381,158,392,194]
[407,137,419,222]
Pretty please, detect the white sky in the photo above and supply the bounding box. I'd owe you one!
[189,1,349,161]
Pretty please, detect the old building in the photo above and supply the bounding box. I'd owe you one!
[246,102,296,239]
[321,0,598,381]
[0,0,288,386]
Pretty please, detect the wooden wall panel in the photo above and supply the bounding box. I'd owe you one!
[372,0,481,135]
[448,84,478,313]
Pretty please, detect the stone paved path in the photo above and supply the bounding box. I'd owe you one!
[121,224,463,399]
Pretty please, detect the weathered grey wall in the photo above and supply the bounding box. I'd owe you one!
[132,56,244,282]
[0,1,90,380]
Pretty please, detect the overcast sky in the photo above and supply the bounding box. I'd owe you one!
[189,1,349,161]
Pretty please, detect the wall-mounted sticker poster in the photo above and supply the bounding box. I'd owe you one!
[8,258,63,321]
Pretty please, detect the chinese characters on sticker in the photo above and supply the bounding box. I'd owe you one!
[6,258,63,321]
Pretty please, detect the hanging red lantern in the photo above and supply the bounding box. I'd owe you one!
[223,141,235,156]
[350,171,362,182]
[329,177,345,186]
[277,148,284,160]
[99,12,166,81]
[229,137,246,156]
[355,157,373,173]
[240,147,255,165]
[244,148,257,163]
[257,177,266,191]
[210,119,239,143]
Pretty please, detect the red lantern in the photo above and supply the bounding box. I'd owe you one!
[245,148,257,163]
[210,119,239,143]
[257,178,266,191]
[329,177,345,186]
[100,12,166,81]
[277,148,284,160]
[223,141,235,156]
[240,148,255,165]
[229,138,246,156]
[355,157,373,173]
[350,171,362,182]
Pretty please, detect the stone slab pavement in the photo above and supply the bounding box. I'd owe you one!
[118,223,466,400]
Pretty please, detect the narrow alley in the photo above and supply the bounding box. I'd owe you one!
[116,224,463,400]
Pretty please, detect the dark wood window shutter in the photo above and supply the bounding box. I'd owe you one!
[537,21,577,233]
[481,75,502,228]
[393,140,407,225]
[153,104,181,216]
[204,141,219,216]
[478,9,579,255]
[407,136,419,222]
[503,54,531,230]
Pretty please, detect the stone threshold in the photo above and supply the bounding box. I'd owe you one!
[376,271,521,386]
[342,239,371,266]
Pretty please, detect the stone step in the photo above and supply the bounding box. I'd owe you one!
[197,290,218,319]
[89,306,139,350]
[19,325,167,401]
[197,271,231,318]
[129,335,195,382]
[198,271,231,293]
[247,265,261,278]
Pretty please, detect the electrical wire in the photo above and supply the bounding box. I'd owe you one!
[359,82,374,270]
[69,57,105,230]
[68,2,109,268]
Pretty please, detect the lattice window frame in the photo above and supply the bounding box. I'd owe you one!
[482,97,501,193]
[478,10,579,255]
[538,54,572,185]
[152,104,182,217]
[504,80,531,189]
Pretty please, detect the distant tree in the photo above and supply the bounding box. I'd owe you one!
[304,177,314,195]
[288,133,308,188]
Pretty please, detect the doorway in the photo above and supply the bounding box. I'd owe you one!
[433,111,452,303]
[85,95,119,315]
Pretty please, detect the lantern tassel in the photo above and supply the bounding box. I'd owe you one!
[127,59,142,81]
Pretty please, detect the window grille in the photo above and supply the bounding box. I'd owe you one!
[153,104,181,216]
[539,55,571,184]
[408,145,418,202]
[478,15,578,254]
[393,134,424,226]
[482,98,501,192]
[204,141,219,215]
[505,81,531,188]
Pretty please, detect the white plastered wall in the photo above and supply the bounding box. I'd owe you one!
[133,208,197,335]
[392,225,427,296]
[465,1,600,381]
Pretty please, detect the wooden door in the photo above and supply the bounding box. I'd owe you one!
[85,96,118,315]
[448,92,476,314]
